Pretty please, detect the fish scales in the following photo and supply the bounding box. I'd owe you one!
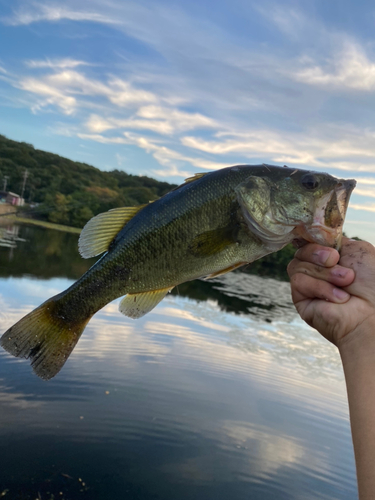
[54,168,255,318]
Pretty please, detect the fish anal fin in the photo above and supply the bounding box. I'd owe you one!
[119,287,174,319]
[79,205,146,259]
[205,262,247,280]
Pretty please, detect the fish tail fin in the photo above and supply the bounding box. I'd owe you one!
[1,298,91,380]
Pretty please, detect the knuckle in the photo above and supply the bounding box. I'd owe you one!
[313,264,324,274]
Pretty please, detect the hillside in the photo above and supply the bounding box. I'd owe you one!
[0,134,175,227]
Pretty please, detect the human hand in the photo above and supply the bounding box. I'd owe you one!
[287,237,375,347]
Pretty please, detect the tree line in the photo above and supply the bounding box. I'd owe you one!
[0,134,175,227]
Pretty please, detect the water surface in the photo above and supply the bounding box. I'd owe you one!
[0,225,357,499]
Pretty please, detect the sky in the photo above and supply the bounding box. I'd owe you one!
[0,0,374,243]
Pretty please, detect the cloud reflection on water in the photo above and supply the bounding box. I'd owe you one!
[0,273,357,499]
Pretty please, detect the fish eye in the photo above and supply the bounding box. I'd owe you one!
[301,174,319,190]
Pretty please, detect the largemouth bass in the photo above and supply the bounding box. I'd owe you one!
[1,164,356,379]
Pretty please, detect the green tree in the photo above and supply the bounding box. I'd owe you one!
[48,193,72,225]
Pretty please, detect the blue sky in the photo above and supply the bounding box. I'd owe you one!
[0,0,374,243]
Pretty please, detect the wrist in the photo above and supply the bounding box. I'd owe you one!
[338,315,375,366]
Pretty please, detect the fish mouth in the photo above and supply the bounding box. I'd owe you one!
[293,179,356,250]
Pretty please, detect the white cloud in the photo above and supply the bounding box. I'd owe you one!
[181,126,375,174]
[105,78,157,107]
[123,132,232,176]
[294,42,375,91]
[3,3,119,26]
[350,203,375,213]
[15,70,157,114]
[256,5,307,41]
[356,177,375,185]
[78,130,228,178]
[137,105,217,130]
[25,58,93,69]
[86,115,176,135]
[18,77,78,114]
[353,187,375,198]
[77,133,130,144]
[85,106,217,135]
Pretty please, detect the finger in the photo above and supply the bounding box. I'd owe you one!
[287,260,355,287]
[294,244,340,268]
[290,273,350,305]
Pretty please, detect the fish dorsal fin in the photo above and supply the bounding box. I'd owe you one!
[119,287,174,319]
[79,205,146,259]
[183,172,207,184]
[204,262,247,280]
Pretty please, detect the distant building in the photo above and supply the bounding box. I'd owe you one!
[0,191,24,206]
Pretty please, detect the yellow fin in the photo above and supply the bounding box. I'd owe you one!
[119,287,174,319]
[204,262,246,280]
[183,172,207,184]
[79,205,146,259]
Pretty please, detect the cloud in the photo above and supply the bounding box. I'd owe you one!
[181,125,375,174]
[255,4,307,41]
[353,187,375,198]
[294,42,375,91]
[356,177,375,185]
[85,107,217,135]
[257,4,375,93]
[122,132,232,176]
[86,115,176,135]
[77,133,130,144]
[2,3,119,26]
[137,105,217,130]
[106,78,157,107]
[10,60,375,181]
[25,58,93,69]
[15,69,157,114]
[18,77,78,115]
[350,203,375,213]
[78,131,228,177]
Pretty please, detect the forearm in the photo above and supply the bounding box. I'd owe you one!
[339,319,375,500]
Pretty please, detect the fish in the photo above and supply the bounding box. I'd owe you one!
[0,164,356,380]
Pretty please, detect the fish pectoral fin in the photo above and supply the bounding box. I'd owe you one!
[79,205,147,259]
[119,287,174,319]
[204,262,247,280]
[189,228,237,257]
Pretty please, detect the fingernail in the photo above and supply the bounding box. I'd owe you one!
[333,288,349,301]
[316,249,331,264]
[331,268,349,278]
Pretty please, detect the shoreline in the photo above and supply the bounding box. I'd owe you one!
[0,213,81,234]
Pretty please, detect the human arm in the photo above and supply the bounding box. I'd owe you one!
[287,238,375,500]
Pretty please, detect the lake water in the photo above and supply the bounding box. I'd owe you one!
[0,225,357,500]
